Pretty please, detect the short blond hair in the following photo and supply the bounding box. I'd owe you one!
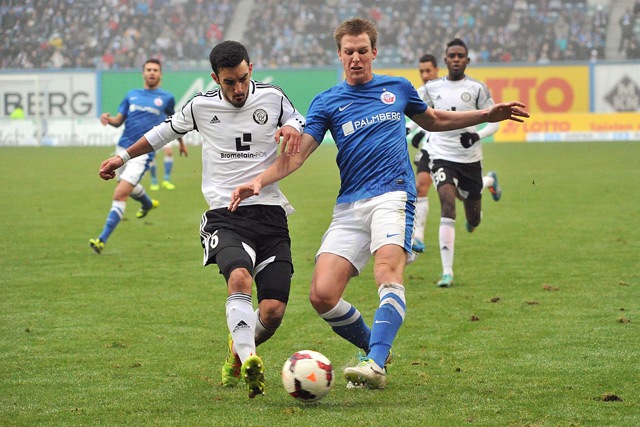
[334,18,378,50]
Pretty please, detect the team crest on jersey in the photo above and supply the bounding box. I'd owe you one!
[154,97,164,107]
[253,109,268,125]
[380,91,396,105]
[460,92,472,102]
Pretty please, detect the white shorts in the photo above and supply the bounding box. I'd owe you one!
[316,191,416,274]
[116,146,152,186]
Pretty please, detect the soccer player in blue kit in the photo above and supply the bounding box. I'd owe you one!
[90,58,185,254]
[230,18,529,389]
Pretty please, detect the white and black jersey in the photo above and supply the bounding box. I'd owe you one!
[406,84,431,151]
[145,80,305,213]
[424,76,495,163]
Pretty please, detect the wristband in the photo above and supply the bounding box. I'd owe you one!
[117,150,131,163]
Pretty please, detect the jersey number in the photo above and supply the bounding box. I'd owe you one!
[432,167,447,187]
[208,230,220,250]
[236,133,251,151]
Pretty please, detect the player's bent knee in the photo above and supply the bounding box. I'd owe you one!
[216,246,254,283]
[309,289,338,314]
[227,268,253,293]
[258,300,286,328]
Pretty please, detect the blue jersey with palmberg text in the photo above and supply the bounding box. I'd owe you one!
[116,88,176,149]
[304,74,427,204]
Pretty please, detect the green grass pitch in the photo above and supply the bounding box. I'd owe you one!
[0,141,638,426]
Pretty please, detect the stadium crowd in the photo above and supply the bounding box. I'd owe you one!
[244,0,617,67]
[2,0,639,71]
[0,0,234,70]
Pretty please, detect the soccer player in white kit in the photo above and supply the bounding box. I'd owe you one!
[424,38,504,288]
[97,41,305,399]
[406,53,440,253]
[230,19,528,390]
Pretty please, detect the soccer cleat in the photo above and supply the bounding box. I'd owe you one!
[411,238,425,253]
[136,199,159,219]
[161,180,176,190]
[437,273,454,288]
[487,171,502,201]
[465,221,476,233]
[384,350,393,370]
[221,334,242,387]
[89,238,105,254]
[344,357,387,390]
[356,350,392,369]
[241,354,265,398]
[150,183,160,191]
[347,351,392,389]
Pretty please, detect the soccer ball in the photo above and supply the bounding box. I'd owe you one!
[281,350,334,403]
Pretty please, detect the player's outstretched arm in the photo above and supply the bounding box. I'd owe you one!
[100,112,124,127]
[229,133,318,211]
[413,101,529,132]
[98,137,154,180]
[486,102,529,123]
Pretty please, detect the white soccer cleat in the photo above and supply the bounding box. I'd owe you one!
[344,357,387,389]
[406,250,419,265]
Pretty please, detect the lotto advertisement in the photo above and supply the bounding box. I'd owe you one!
[385,63,640,142]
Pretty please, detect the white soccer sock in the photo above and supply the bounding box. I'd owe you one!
[439,217,455,276]
[226,293,256,363]
[413,196,429,241]
[482,175,494,189]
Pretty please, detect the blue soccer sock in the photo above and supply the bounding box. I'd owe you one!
[163,157,174,181]
[368,283,406,368]
[98,200,126,243]
[149,160,158,185]
[320,298,371,353]
[130,184,153,210]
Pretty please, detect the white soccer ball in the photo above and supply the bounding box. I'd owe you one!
[281,350,334,403]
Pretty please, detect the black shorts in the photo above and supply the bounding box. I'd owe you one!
[430,159,483,200]
[200,205,293,302]
[413,149,431,173]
